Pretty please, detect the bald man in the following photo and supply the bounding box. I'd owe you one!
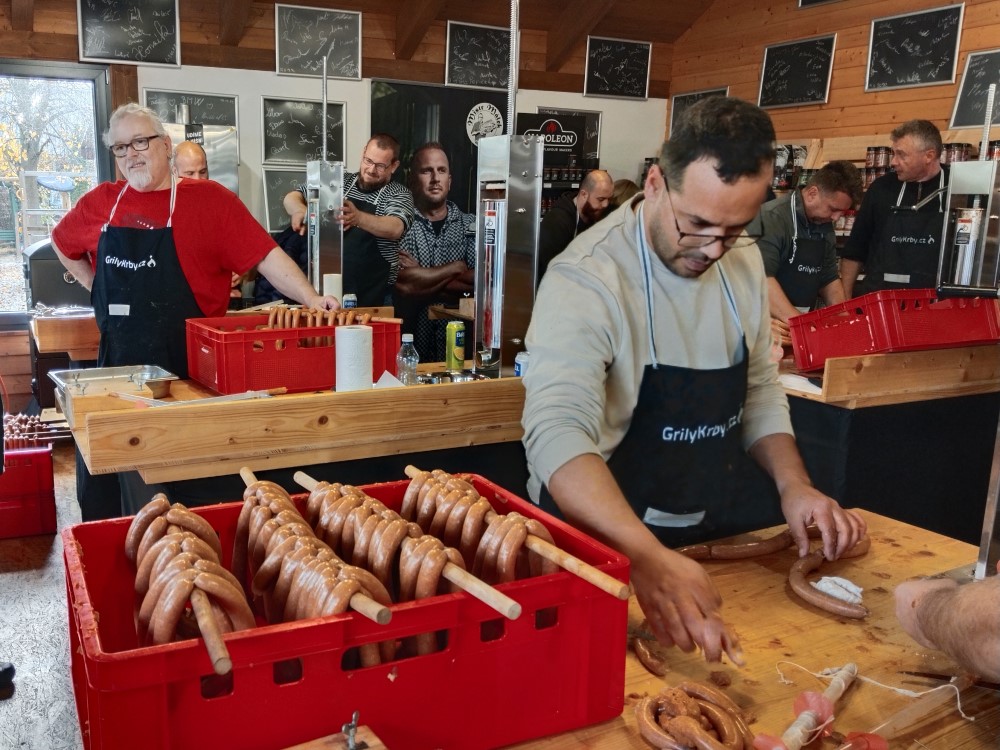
[537,168,613,284]
[173,141,209,180]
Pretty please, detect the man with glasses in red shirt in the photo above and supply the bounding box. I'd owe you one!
[522,97,865,664]
[51,103,337,518]
[285,133,414,307]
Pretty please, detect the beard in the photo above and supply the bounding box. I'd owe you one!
[580,202,603,224]
[126,162,154,191]
[357,173,389,192]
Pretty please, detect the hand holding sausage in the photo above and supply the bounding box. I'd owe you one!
[770,317,792,346]
[779,481,867,561]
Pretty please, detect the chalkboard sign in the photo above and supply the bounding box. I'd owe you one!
[143,89,238,127]
[536,107,602,162]
[585,36,651,100]
[275,4,361,79]
[261,97,345,165]
[444,21,511,91]
[951,49,1000,129]
[758,35,836,109]
[77,0,180,67]
[669,88,729,135]
[262,167,306,233]
[866,5,964,91]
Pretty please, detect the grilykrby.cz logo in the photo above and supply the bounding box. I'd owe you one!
[466,103,503,145]
[523,119,578,147]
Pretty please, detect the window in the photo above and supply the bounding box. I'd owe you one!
[0,59,113,325]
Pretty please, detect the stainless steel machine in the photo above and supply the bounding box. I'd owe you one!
[472,134,543,376]
[163,104,239,195]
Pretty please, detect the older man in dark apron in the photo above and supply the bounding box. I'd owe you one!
[524,97,866,664]
[840,120,947,297]
[52,103,338,518]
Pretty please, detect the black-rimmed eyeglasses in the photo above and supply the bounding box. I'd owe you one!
[362,156,392,173]
[664,186,760,250]
[109,135,163,158]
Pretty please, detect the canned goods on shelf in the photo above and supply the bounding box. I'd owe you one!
[514,350,530,377]
[342,293,357,309]
[989,140,1000,161]
[445,321,465,371]
[865,146,878,168]
[874,146,891,168]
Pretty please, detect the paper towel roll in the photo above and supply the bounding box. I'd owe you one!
[335,324,373,392]
[323,273,343,301]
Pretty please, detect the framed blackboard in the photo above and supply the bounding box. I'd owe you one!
[758,35,836,109]
[262,167,306,233]
[951,48,1000,129]
[275,3,361,79]
[143,89,238,127]
[669,87,729,135]
[261,97,345,165]
[77,0,180,67]
[536,107,602,162]
[584,36,651,100]
[445,21,511,91]
[866,5,964,91]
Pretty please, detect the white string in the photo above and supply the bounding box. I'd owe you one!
[772,660,976,722]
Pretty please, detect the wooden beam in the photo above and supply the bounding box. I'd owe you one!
[218,0,251,47]
[10,0,34,32]
[545,0,613,72]
[109,65,138,110]
[395,0,445,61]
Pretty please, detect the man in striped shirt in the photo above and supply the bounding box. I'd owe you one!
[285,133,414,306]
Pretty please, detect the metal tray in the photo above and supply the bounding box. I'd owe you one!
[48,365,178,397]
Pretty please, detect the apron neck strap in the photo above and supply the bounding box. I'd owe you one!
[103,176,178,230]
[790,190,800,264]
[897,170,944,210]
[347,173,389,205]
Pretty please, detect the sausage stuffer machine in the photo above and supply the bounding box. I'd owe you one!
[934,83,1000,581]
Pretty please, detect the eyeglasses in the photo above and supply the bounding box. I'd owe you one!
[109,134,163,158]
[362,155,392,173]
[664,186,760,249]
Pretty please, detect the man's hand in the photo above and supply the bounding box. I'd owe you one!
[397,249,419,269]
[770,317,791,346]
[305,294,340,311]
[630,545,742,664]
[290,209,307,235]
[780,481,867,560]
[337,199,363,231]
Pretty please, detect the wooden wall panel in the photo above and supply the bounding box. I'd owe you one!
[671,0,1000,143]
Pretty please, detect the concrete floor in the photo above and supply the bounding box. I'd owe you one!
[0,442,84,750]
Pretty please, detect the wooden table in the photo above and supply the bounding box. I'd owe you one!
[507,511,999,749]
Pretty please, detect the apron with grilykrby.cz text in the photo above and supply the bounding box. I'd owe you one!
[91,177,204,379]
[540,204,781,547]
[776,191,829,311]
[343,174,392,307]
[857,172,945,295]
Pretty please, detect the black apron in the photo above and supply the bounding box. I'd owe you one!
[343,175,392,307]
[776,191,828,311]
[540,204,781,547]
[91,179,204,378]
[857,172,945,295]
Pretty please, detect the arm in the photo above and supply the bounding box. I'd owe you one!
[444,267,474,295]
[818,277,846,308]
[766,276,802,326]
[51,238,95,291]
[256,247,338,310]
[895,577,1000,681]
[748,433,867,560]
[840,259,863,299]
[283,190,308,235]
[547,453,732,661]
[394,257,469,300]
[339,199,406,240]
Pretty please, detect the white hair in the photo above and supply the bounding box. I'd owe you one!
[102,103,167,147]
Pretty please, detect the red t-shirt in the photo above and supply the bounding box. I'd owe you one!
[52,179,276,317]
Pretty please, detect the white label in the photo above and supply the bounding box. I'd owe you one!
[108,304,130,316]
[883,273,910,283]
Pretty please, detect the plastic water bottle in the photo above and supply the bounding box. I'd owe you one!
[396,333,419,386]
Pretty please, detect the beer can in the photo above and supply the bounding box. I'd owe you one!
[342,293,357,309]
[514,351,530,377]
[445,321,465,371]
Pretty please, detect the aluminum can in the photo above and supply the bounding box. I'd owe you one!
[342,293,357,309]
[445,321,465,371]
[514,351,530,377]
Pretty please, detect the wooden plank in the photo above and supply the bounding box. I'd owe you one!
[0,331,30,356]
[283,725,387,750]
[817,345,1000,407]
[394,0,445,61]
[31,316,100,355]
[79,377,526,476]
[218,0,251,46]
[545,0,612,73]
[0,354,30,376]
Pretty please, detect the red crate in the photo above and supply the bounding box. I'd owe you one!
[186,314,400,394]
[63,476,630,750]
[789,289,1000,371]
[0,445,55,539]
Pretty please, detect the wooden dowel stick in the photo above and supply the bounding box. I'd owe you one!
[405,464,631,601]
[295,471,522,620]
[190,588,233,675]
[240,467,391,626]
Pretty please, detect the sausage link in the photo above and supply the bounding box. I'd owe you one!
[663,715,729,750]
[125,494,171,563]
[193,572,256,631]
[694,699,742,750]
[788,551,869,619]
[164,506,222,560]
[150,570,197,645]
[634,697,689,750]
[401,471,430,519]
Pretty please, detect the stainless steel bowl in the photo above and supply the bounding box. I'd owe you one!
[416,370,489,385]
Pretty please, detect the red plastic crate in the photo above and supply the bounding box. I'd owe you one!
[0,445,55,539]
[63,476,630,750]
[186,314,400,394]
[789,289,1000,371]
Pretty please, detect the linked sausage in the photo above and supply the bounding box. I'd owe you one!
[125,494,171,563]
[788,551,868,619]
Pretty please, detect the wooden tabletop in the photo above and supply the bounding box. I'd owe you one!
[508,511,999,748]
